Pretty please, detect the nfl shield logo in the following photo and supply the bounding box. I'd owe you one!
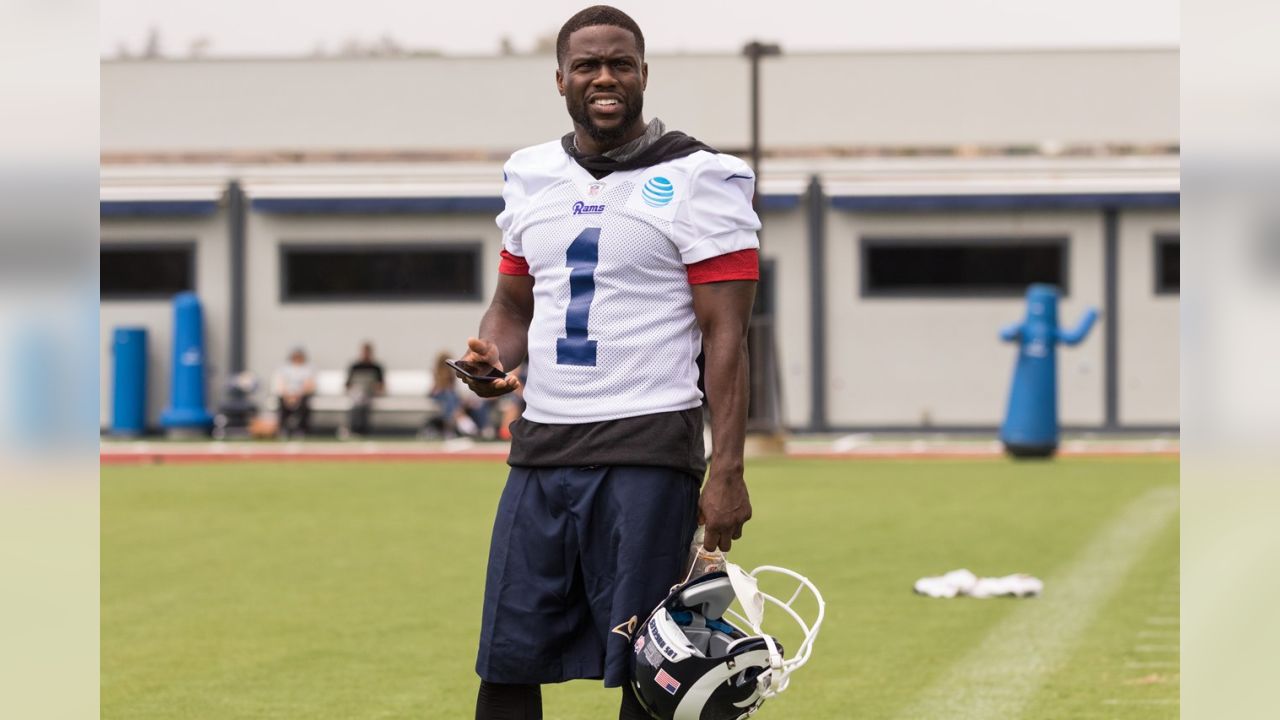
[587,182,606,197]
[654,668,681,695]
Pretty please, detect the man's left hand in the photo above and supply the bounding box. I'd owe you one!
[698,470,752,552]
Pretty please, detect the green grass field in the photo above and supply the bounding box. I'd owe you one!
[102,457,1178,719]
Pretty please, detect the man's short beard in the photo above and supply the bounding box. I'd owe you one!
[568,96,644,147]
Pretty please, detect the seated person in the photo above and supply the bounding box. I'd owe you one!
[273,347,316,439]
[345,341,385,437]
[426,352,492,439]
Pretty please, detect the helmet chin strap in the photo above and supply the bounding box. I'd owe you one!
[725,563,765,626]
[726,564,785,692]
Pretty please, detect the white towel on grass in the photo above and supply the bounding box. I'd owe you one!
[914,569,1042,598]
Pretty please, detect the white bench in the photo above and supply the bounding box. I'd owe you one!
[287,369,441,435]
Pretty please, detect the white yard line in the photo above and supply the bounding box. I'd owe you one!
[895,486,1179,720]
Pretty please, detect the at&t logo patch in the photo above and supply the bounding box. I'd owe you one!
[641,176,675,208]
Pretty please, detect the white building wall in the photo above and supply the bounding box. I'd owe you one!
[824,210,1106,427]
[242,212,498,398]
[100,213,230,429]
[102,49,1177,156]
[1119,210,1179,425]
[758,208,811,428]
[764,50,1177,149]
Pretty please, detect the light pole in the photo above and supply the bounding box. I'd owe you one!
[741,41,784,441]
[743,41,781,220]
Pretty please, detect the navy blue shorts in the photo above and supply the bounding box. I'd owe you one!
[476,465,700,687]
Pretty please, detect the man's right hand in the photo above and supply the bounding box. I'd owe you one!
[457,337,521,398]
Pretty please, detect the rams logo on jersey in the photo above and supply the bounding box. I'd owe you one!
[572,201,606,215]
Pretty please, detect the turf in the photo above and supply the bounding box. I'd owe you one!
[102,457,1178,719]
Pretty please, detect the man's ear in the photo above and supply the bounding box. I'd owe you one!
[641,61,648,91]
[556,68,565,97]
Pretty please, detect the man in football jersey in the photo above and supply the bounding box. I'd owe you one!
[456,6,759,719]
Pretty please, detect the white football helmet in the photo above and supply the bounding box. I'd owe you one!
[630,562,825,720]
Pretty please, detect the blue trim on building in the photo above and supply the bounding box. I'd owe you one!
[830,192,1180,212]
[98,192,1171,217]
[760,194,801,211]
[100,200,220,218]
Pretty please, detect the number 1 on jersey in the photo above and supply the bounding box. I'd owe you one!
[557,227,600,366]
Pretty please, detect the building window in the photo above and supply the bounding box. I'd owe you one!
[281,243,482,302]
[101,243,195,300]
[1155,234,1179,294]
[861,237,1068,297]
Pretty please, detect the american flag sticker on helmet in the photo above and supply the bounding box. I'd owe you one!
[654,668,681,695]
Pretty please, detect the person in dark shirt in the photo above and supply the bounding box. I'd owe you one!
[344,341,385,437]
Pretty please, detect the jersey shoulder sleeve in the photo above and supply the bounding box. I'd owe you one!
[670,151,762,265]
[497,140,570,256]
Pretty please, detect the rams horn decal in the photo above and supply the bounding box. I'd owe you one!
[612,615,639,639]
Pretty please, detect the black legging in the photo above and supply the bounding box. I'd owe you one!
[277,395,312,434]
[348,401,372,435]
[475,682,540,720]
[619,682,652,719]
[475,681,651,720]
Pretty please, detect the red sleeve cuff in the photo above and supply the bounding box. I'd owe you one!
[499,249,530,276]
[686,249,760,284]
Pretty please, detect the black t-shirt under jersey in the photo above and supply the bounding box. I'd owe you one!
[507,408,706,479]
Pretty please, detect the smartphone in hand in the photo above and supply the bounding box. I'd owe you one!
[445,358,509,383]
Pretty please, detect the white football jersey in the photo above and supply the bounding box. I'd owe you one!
[498,140,761,424]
